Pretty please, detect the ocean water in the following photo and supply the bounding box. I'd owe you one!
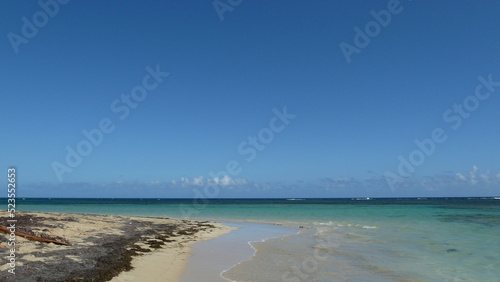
[13,197,500,281]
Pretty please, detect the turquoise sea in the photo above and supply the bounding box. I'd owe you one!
[13,197,500,281]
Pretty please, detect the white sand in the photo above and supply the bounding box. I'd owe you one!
[111,222,235,282]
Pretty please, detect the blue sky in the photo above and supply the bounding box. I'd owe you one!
[1,0,499,198]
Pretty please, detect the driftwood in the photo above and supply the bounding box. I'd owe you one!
[0,225,71,246]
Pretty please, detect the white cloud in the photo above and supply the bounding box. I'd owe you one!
[192,176,204,186]
[212,175,247,186]
[469,165,479,185]
[456,173,467,181]
[452,166,500,187]
[173,176,248,188]
[480,170,491,183]
[180,177,189,186]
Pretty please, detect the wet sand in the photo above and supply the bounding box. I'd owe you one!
[182,221,299,282]
[0,211,235,281]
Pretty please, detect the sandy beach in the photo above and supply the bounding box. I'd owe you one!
[0,211,235,281]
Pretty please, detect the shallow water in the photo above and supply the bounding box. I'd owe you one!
[182,222,298,282]
[15,197,500,281]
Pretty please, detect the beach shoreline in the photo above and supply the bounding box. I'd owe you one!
[0,211,236,281]
[182,221,300,282]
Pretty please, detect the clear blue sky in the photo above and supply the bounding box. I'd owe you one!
[1,0,499,198]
